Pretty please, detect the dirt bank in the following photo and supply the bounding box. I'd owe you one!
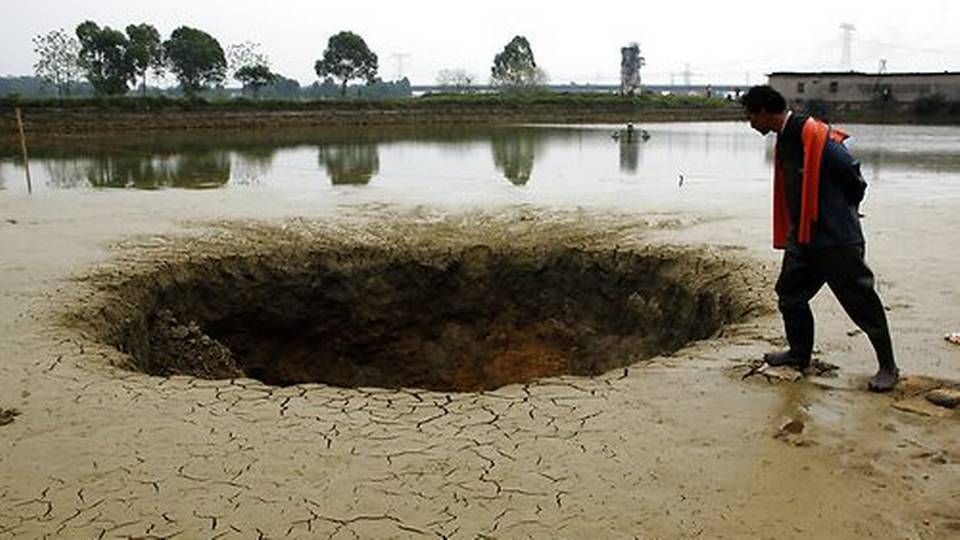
[0,104,740,139]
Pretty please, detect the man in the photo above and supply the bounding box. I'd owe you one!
[741,85,900,392]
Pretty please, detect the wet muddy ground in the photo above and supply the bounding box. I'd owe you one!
[1,169,959,536]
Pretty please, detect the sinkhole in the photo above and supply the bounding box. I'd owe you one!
[95,243,757,392]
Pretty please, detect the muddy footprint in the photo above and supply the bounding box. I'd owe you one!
[0,408,21,426]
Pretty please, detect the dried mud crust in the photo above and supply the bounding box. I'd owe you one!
[67,218,769,391]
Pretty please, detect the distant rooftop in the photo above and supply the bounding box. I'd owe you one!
[769,71,960,77]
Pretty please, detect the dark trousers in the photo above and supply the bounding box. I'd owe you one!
[775,245,896,369]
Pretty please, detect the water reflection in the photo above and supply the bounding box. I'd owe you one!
[41,151,231,190]
[2,123,958,196]
[318,142,380,185]
[491,131,540,185]
[613,127,649,173]
[763,143,960,180]
[233,148,277,185]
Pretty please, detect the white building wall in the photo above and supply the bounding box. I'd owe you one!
[769,72,960,106]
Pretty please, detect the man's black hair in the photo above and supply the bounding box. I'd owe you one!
[740,85,787,113]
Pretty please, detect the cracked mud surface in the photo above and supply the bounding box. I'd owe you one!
[73,225,756,391]
[1,206,958,539]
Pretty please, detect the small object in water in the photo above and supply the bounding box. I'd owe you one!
[678,173,684,187]
[945,332,960,345]
[4,219,16,225]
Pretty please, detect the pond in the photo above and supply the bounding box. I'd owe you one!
[2,122,960,212]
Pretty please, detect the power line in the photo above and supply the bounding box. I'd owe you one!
[857,39,960,56]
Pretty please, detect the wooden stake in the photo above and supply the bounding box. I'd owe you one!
[15,107,32,194]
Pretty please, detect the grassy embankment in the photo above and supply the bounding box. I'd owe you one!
[0,93,740,139]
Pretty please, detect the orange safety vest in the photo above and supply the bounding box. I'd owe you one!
[773,117,849,249]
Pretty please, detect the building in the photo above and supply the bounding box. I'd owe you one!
[769,71,960,109]
[620,43,645,96]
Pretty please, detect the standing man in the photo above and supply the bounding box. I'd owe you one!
[741,85,900,391]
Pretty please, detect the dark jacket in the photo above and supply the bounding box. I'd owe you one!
[776,113,866,252]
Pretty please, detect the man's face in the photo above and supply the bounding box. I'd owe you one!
[746,109,774,135]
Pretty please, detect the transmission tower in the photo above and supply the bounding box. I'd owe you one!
[840,23,856,71]
[682,64,693,87]
[390,53,410,80]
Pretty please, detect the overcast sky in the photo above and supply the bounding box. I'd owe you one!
[2,0,957,86]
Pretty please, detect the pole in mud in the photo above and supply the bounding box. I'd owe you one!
[15,107,32,195]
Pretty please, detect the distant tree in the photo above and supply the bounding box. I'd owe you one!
[314,31,378,96]
[126,23,164,96]
[76,21,136,95]
[164,26,226,95]
[32,29,83,96]
[235,64,276,97]
[306,77,341,99]
[261,75,301,99]
[356,77,411,99]
[436,69,475,92]
[491,36,547,89]
[305,76,409,100]
[226,41,270,80]
[2,76,51,97]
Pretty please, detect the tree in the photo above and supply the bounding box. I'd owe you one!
[436,69,475,92]
[32,29,83,96]
[491,36,547,89]
[306,77,340,99]
[76,21,136,95]
[164,26,226,95]
[261,75,301,99]
[1,75,92,98]
[126,23,164,96]
[314,31,378,97]
[226,41,270,80]
[235,64,276,98]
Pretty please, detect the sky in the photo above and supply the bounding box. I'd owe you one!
[1,0,958,86]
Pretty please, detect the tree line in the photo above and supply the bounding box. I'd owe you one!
[29,21,550,100]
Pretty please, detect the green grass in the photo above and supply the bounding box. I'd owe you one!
[0,92,735,113]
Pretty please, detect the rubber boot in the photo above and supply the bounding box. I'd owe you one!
[763,350,811,370]
[868,356,899,392]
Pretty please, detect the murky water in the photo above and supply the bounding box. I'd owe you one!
[2,122,959,209]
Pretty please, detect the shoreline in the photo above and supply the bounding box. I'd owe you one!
[1,105,741,140]
[2,107,954,145]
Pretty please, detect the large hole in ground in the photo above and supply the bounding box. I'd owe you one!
[94,244,756,392]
